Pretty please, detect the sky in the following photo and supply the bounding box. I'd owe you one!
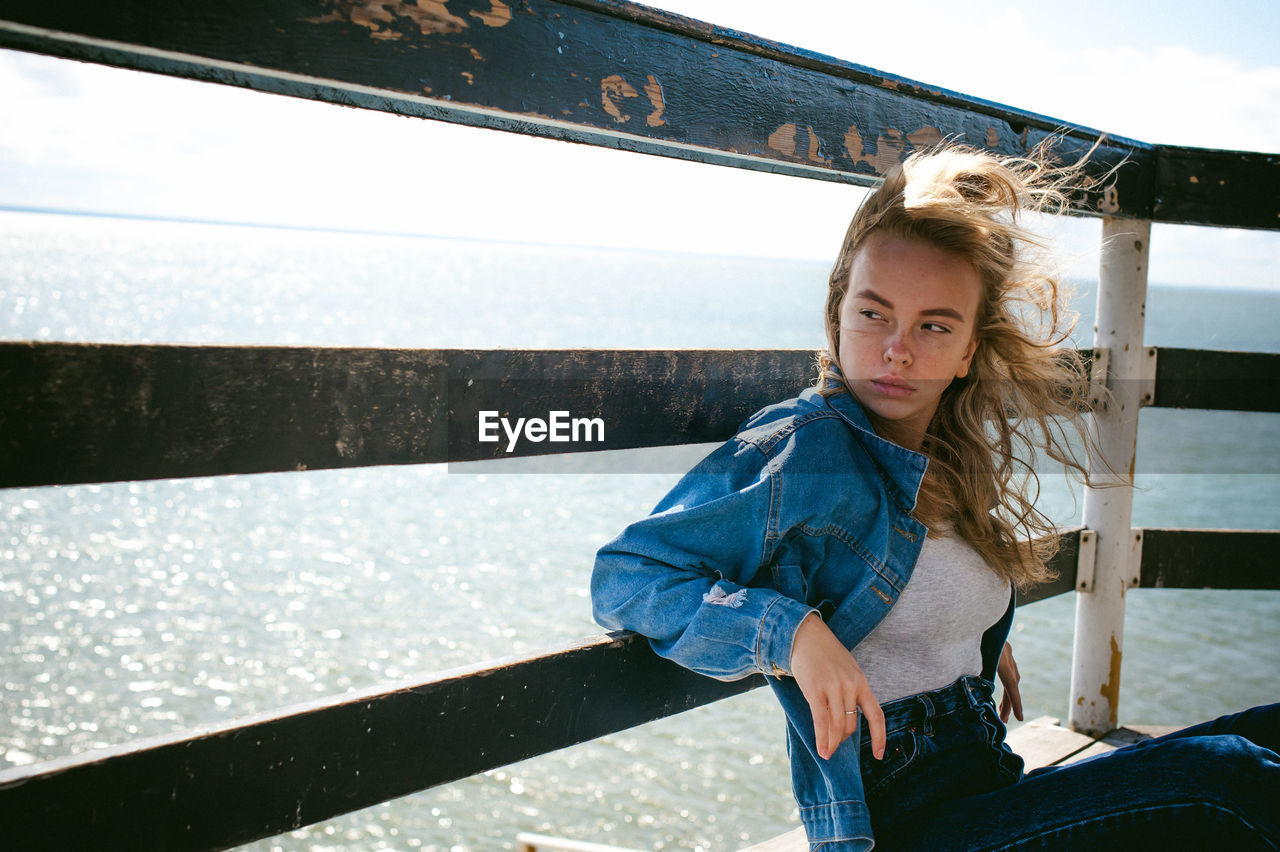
[1,0,1278,288]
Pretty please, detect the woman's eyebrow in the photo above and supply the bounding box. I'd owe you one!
[854,288,966,321]
[922,306,966,321]
[854,288,893,308]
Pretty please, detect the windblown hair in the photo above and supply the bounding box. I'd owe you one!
[817,141,1104,590]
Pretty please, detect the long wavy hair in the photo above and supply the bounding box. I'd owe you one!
[818,141,1104,590]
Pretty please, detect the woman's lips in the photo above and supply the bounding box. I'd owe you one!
[870,375,915,398]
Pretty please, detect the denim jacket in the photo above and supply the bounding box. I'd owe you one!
[591,384,1015,850]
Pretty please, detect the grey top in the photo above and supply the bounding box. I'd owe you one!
[853,531,1010,704]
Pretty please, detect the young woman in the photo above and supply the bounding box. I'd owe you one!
[590,143,1279,850]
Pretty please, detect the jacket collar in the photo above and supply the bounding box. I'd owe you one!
[807,371,929,513]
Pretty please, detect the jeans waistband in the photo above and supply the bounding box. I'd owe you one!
[877,675,995,735]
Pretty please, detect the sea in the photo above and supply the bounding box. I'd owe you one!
[1,209,1277,851]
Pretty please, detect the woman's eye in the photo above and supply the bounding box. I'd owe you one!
[859,309,883,321]
[922,322,951,333]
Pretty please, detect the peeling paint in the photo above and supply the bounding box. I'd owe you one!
[986,127,999,148]
[844,124,906,173]
[1100,183,1120,214]
[1098,634,1122,727]
[469,46,484,61]
[469,1,512,27]
[803,127,829,164]
[907,126,943,151]
[1189,175,1199,184]
[306,0,510,39]
[766,123,828,164]
[601,74,665,126]
[601,74,639,123]
[768,123,799,157]
[643,75,666,127]
[461,71,474,85]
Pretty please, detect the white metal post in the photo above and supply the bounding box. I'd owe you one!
[1068,218,1152,736]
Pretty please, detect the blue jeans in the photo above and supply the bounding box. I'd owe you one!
[858,676,1280,851]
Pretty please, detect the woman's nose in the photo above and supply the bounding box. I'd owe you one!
[883,331,911,365]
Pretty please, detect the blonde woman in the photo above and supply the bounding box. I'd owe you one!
[591,142,1278,850]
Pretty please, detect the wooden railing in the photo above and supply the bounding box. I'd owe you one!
[1,1,1277,849]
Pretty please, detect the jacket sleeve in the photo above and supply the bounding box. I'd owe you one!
[590,435,817,681]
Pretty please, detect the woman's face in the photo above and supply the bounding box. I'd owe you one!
[837,232,982,448]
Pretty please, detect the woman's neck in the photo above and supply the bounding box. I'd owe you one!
[867,412,927,452]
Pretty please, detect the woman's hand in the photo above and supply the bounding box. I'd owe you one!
[789,613,884,761]
[997,642,1024,723]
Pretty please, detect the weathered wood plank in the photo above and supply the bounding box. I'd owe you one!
[1152,348,1280,412]
[1059,722,1182,764]
[1138,529,1280,590]
[0,344,813,487]
[0,632,763,852]
[738,828,806,851]
[516,832,645,852]
[1023,528,1083,606]
[4,343,1272,488]
[1005,715,1097,770]
[1154,146,1280,232]
[0,0,1144,216]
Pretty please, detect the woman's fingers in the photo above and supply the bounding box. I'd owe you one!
[809,700,832,760]
[827,695,848,759]
[790,613,883,760]
[860,688,886,760]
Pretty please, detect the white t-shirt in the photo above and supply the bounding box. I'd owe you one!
[853,531,1010,704]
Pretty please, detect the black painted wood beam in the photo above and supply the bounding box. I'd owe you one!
[1139,528,1279,590]
[1023,527,1083,606]
[1152,348,1280,412]
[3,343,1275,488]
[1153,146,1280,231]
[0,632,764,852]
[0,0,1144,215]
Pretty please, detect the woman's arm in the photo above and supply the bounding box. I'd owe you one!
[997,642,1024,723]
[590,437,816,682]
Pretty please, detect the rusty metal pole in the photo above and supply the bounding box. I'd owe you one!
[1068,218,1152,735]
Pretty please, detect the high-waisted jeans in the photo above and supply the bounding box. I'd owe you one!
[858,676,1279,851]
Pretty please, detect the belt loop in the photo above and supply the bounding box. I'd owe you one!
[921,693,935,735]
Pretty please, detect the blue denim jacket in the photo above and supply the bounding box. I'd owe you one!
[591,384,1015,850]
